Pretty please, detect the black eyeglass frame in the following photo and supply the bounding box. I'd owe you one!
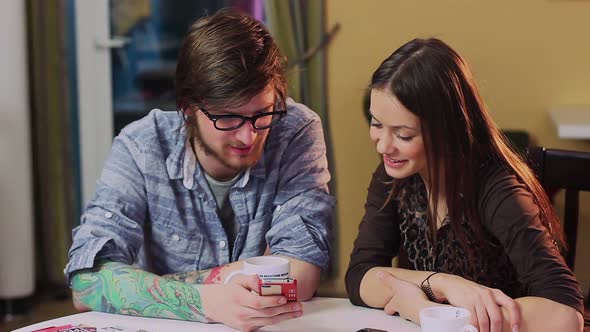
[198,107,287,131]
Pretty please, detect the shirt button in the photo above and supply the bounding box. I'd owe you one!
[105,212,113,218]
[275,205,282,212]
[172,234,180,241]
[219,240,227,248]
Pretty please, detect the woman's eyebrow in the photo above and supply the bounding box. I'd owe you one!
[370,112,417,130]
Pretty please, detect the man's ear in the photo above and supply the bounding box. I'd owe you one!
[182,105,197,117]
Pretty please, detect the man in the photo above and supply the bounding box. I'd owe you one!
[65,9,334,331]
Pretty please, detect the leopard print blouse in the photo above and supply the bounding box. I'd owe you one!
[396,175,524,298]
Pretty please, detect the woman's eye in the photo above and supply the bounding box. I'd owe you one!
[397,135,413,142]
[369,117,382,127]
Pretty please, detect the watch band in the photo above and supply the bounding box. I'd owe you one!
[420,271,441,303]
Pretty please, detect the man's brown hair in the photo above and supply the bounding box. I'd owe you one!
[175,9,287,116]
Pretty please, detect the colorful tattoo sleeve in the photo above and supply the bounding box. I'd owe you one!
[71,261,210,322]
[162,265,228,285]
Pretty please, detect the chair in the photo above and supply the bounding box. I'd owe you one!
[528,147,590,270]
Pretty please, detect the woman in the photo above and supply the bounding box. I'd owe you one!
[345,38,584,332]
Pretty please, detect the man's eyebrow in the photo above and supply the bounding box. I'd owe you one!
[212,104,275,115]
[369,111,417,130]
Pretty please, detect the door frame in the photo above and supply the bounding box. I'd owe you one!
[74,0,113,206]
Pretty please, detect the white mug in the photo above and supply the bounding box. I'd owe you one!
[420,306,478,332]
[224,256,290,284]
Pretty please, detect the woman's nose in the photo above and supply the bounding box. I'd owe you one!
[376,135,396,155]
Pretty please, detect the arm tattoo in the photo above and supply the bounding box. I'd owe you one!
[162,265,229,285]
[71,261,210,322]
[162,270,207,284]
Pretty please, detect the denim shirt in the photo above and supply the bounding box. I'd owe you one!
[64,99,334,281]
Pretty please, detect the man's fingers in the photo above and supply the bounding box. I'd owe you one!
[234,274,262,292]
[236,302,302,330]
[247,309,303,329]
[232,275,288,309]
[252,302,303,318]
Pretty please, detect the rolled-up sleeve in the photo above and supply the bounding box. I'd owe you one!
[266,111,335,270]
[64,134,147,283]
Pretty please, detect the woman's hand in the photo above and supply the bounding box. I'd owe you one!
[376,271,434,323]
[434,273,521,332]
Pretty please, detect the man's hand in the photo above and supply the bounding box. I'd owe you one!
[376,271,433,323]
[435,274,521,332]
[200,274,303,331]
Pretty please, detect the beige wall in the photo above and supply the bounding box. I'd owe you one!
[320,0,590,297]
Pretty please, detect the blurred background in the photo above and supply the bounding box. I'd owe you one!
[1,0,589,330]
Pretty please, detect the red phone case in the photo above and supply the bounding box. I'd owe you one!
[258,277,297,301]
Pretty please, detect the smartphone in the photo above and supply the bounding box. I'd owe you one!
[257,277,298,301]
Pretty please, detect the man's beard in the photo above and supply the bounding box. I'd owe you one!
[192,125,263,173]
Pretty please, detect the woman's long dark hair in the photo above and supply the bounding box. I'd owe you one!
[371,38,565,257]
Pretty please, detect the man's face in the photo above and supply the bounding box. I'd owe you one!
[192,85,276,181]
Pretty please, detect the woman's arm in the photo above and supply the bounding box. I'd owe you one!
[345,163,401,306]
[370,269,582,332]
[359,266,432,307]
[508,297,583,332]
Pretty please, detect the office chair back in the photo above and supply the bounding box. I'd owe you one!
[529,147,590,269]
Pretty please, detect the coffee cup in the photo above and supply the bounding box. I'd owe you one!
[419,306,478,332]
[224,256,290,284]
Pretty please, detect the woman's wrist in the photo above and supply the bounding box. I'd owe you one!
[428,272,449,302]
[405,298,444,324]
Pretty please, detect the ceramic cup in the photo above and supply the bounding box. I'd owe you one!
[419,306,478,332]
[224,256,290,284]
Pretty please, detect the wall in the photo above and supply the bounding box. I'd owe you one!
[0,0,35,298]
[321,0,590,297]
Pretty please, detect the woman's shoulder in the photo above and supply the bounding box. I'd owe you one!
[477,159,527,197]
[476,160,539,227]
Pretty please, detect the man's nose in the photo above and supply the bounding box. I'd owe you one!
[234,121,257,145]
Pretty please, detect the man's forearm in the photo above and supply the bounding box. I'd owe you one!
[161,264,234,285]
[162,255,321,300]
[71,261,209,322]
[282,256,321,301]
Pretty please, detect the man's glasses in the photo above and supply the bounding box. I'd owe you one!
[198,107,287,131]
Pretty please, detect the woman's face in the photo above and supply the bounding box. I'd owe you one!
[369,89,428,181]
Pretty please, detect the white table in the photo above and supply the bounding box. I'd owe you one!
[14,297,420,332]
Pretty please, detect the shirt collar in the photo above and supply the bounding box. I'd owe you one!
[166,125,267,189]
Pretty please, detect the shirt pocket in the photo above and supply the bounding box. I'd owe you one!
[150,223,204,271]
[240,209,273,256]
